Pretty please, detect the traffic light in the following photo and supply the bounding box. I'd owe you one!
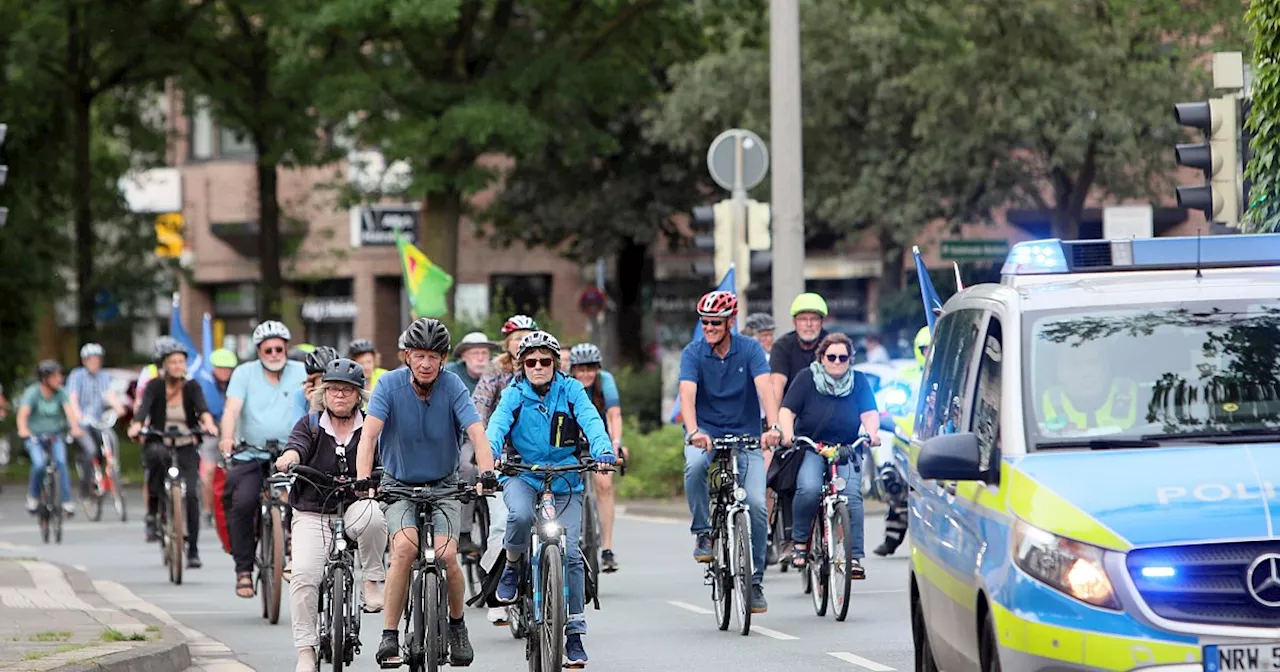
[154,212,185,257]
[0,123,7,228]
[690,199,771,288]
[1174,97,1240,227]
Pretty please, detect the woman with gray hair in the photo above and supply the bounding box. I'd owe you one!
[274,358,388,672]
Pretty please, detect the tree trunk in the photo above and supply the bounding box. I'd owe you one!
[256,156,282,320]
[1050,206,1082,241]
[614,238,651,365]
[69,3,95,345]
[879,231,905,292]
[419,188,461,316]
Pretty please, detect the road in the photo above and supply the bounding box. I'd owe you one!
[0,488,913,671]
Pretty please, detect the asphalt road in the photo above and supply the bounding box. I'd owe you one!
[0,488,913,671]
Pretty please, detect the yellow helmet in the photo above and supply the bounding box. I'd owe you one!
[914,326,931,365]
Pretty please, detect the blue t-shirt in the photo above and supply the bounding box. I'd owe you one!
[226,360,308,459]
[367,367,481,484]
[600,370,620,409]
[781,367,878,444]
[678,334,771,438]
[290,387,310,424]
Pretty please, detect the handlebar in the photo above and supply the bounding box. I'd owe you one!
[499,458,614,476]
[710,434,761,450]
[231,440,283,458]
[791,436,868,461]
[142,426,204,442]
[376,482,484,506]
[288,464,385,490]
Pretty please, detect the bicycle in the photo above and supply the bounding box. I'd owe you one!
[579,470,601,596]
[376,481,485,672]
[460,496,490,603]
[288,464,383,672]
[500,458,611,672]
[233,440,288,624]
[32,434,65,544]
[80,409,127,523]
[703,434,759,636]
[793,436,867,622]
[144,426,204,585]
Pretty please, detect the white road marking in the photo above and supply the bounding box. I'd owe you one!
[854,589,907,594]
[752,625,798,640]
[667,600,713,615]
[828,651,897,671]
[94,580,255,671]
[618,513,683,525]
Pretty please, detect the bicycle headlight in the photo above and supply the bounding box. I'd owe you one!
[831,476,847,491]
[1012,518,1118,609]
[733,487,747,502]
[335,536,348,552]
[167,466,180,479]
[541,522,561,538]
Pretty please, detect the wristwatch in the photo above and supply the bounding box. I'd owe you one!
[768,424,782,434]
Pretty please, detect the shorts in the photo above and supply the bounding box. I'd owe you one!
[199,436,220,466]
[381,472,463,540]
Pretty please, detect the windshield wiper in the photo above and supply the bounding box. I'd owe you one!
[1142,428,1280,444]
[1036,438,1162,450]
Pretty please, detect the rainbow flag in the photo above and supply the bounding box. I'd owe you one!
[397,235,454,318]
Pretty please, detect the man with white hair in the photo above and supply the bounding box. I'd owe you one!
[66,343,126,501]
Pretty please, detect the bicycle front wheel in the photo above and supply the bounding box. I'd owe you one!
[170,484,186,585]
[539,545,565,672]
[731,510,752,635]
[50,471,64,545]
[711,527,731,631]
[328,568,348,672]
[830,502,854,622]
[809,514,828,616]
[267,506,284,624]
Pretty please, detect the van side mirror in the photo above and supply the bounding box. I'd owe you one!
[917,433,986,482]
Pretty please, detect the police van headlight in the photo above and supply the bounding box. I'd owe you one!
[1012,518,1119,610]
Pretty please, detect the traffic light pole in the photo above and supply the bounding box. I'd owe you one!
[769,0,805,330]
[732,134,749,317]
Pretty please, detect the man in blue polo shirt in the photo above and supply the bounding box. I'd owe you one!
[356,318,497,668]
[679,290,781,614]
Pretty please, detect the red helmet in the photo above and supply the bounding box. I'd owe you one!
[696,291,738,318]
[501,315,538,335]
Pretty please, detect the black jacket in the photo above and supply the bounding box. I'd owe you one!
[135,378,210,431]
[284,411,365,514]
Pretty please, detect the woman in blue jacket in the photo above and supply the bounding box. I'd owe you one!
[485,331,615,669]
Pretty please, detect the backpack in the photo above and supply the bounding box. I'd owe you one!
[504,400,585,459]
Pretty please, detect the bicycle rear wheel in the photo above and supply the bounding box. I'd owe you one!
[731,510,752,635]
[809,514,828,616]
[539,545,565,672]
[104,434,126,522]
[770,504,788,573]
[50,472,63,545]
[84,462,103,522]
[258,510,273,619]
[830,502,854,621]
[581,496,600,595]
[170,484,186,585]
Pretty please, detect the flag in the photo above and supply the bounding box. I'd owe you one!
[913,246,944,331]
[197,313,214,384]
[397,235,454,318]
[169,293,203,380]
[669,265,738,424]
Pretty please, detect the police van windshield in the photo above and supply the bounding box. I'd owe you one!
[1025,301,1280,449]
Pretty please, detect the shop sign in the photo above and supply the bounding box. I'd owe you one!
[301,298,357,322]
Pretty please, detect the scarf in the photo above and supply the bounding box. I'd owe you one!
[810,360,854,398]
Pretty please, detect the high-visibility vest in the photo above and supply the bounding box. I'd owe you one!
[1041,379,1138,432]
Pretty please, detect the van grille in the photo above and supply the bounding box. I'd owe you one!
[1127,541,1280,628]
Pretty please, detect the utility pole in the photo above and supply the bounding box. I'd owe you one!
[770,0,805,330]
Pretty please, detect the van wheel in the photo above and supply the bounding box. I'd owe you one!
[980,610,1002,672]
[911,582,939,672]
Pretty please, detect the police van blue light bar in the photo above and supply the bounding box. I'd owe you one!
[1001,234,1280,276]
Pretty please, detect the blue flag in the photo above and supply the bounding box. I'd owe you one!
[169,293,203,380]
[199,313,214,384]
[669,265,739,424]
[913,246,944,331]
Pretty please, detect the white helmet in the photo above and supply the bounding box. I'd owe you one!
[79,343,105,360]
[252,320,291,346]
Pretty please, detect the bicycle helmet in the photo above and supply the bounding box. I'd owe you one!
[251,320,291,346]
[36,359,62,379]
[789,292,829,317]
[696,291,738,318]
[153,336,187,365]
[79,343,104,360]
[304,346,340,375]
[914,326,931,365]
[210,348,238,369]
[743,313,775,333]
[397,332,407,351]
[400,318,451,354]
[322,357,366,388]
[569,343,603,367]
[501,315,538,335]
[516,331,561,361]
[346,339,376,357]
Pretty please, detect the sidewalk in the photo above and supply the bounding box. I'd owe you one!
[0,558,189,671]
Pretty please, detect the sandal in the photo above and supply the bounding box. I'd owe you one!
[791,544,808,569]
[235,573,254,598]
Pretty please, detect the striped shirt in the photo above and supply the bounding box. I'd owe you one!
[66,367,113,425]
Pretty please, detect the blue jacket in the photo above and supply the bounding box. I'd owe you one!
[486,371,614,494]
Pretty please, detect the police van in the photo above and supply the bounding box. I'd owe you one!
[906,234,1280,672]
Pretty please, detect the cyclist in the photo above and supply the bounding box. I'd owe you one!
[66,343,127,502]
[487,332,616,668]
[275,358,387,672]
[128,337,219,565]
[567,343,625,572]
[17,360,80,516]
[742,313,776,355]
[355,318,497,668]
[199,348,237,523]
[445,332,497,395]
[219,320,308,599]
[873,326,928,558]
[288,343,316,363]
[347,339,389,391]
[292,347,339,423]
[778,333,879,577]
[679,291,781,613]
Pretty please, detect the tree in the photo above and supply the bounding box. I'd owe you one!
[1245,0,1280,231]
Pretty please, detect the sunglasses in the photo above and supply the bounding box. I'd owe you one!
[523,357,556,369]
[825,353,850,363]
[700,319,724,327]
[261,346,285,355]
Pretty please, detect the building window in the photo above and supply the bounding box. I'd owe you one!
[491,274,552,317]
[220,127,255,158]
[188,96,257,161]
[191,97,214,160]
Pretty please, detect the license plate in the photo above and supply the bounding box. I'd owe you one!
[1205,644,1280,672]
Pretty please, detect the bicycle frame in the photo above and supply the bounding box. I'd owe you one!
[708,437,754,583]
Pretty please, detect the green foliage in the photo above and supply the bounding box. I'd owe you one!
[613,366,664,433]
[615,418,686,499]
[1246,0,1280,231]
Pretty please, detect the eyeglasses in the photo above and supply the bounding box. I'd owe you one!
[523,357,555,369]
[326,386,356,397]
[825,353,850,363]
[262,346,285,355]
[700,319,724,327]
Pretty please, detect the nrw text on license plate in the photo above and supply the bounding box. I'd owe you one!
[1205,644,1280,672]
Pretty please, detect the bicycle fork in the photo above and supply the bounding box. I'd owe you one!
[531,491,567,625]
[822,463,850,564]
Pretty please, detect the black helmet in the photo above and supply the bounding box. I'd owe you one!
[401,318,451,354]
[346,339,377,357]
[322,357,366,388]
[36,359,62,379]
[153,336,187,366]
[305,346,340,375]
[516,331,562,362]
[569,343,602,367]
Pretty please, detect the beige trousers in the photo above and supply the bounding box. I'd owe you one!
[289,500,387,648]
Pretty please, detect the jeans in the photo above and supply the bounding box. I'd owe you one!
[288,501,387,648]
[683,444,767,586]
[791,450,865,558]
[73,427,103,497]
[144,441,202,555]
[502,478,586,636]
[225,459,267,573]
[27,436,72,503]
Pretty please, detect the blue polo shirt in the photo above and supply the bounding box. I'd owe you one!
[367,367,481,484]
[227,360,308,460]
[678,334,771,438]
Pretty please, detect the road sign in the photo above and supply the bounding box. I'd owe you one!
[578,286,606,317]
[707,129,769,192]
[940,239,1009,262]
[155,212,185,258]
[1103,205,1153,239]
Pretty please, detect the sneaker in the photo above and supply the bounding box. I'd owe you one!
[448,619,474,666]
[375,632,400,667]
[144,515,158,543]
[495,565,521,603]
[693,533,714,563]
[766,535,779,566]
[565,633,588,667]
[187,551,202,569]
[24,497,38,514]
[750,584,768,614]
[61,502,76,516]
[487,606,509,626]
[850,558,866,579]
[601,549,618,573]
[295,645,318,672]
[873,541,896,557]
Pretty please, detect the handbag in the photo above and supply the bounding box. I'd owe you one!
[767,400,836,494]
